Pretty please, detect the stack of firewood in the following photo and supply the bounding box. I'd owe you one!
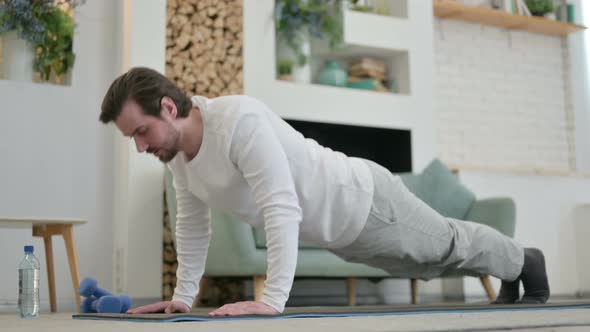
[165,0,244,97]
[162,195,178,301]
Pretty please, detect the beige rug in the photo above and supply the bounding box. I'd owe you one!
[4,308,590,332]
[72,302,590,322]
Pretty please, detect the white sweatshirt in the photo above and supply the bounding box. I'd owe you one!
[167,95,374,312]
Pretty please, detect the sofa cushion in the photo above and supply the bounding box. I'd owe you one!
[415,159,476,220]
[253,227,320,249]
[399,173,421,195]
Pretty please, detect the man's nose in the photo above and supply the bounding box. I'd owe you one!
[134,137,148,153]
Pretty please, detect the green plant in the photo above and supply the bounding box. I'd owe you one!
[350,4,372,12]
[525,0,554,16]
[349,0,373,13]
[275,0,343,66]
[34,4,75,81]
[0,0,84,82]
[278,59,294,75]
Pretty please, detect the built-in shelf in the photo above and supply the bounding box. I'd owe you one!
[276,8,413,96]
[340,10,412,52]
[433,0,586,36]
[305,51,410,95]
[269,79,415,128]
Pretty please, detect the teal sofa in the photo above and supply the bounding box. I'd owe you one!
[164,159,516,305]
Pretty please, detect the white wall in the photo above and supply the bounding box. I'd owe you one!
[570,0,590,172]
[432,12,590,298]
[573,204,590,293]
[111,0,166,300]
[434,19,573,173]
[0,0,119,310]
[460,172,590,298]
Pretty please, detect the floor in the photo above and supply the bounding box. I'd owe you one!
[2,308,590,332]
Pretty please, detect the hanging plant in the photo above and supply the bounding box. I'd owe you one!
[0,0,85,82]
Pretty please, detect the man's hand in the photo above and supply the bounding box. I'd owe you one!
[127,301,190,314]
[208,301,280,317]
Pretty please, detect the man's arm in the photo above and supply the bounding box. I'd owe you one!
[170,168,212,309]
[128,168,211,314]
[228,100,302,313]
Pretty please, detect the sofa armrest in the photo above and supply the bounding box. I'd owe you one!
[465,197,516,238]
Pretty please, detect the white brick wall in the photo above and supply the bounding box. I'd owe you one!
[434,19,575,172]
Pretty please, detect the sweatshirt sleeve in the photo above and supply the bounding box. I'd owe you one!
[168,165,212,309]
[229,102,302,313]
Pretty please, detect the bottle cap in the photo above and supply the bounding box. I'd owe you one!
[24,245,34,253]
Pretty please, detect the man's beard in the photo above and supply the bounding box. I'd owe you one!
[157,148,178,163]
[151,126,180,163]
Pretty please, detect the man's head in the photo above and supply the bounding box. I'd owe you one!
[100,67,192,162]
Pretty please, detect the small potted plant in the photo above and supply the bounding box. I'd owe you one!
[277,58,294,81]
[349,0,373,13]
[275,0,343,83]
[525,0,554,17]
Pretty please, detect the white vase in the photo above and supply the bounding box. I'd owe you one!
[2,31,35,82]
[276,30,311,84]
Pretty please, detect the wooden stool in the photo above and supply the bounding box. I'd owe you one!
[0,217,86,312]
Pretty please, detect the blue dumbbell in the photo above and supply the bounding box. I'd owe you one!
[81,295,130,314]
[81,295,97,313]
[81,295,122,314]
[120,295,132,312]
[92,296,123,313]
[79,277,132,313]
[79,278,112,298]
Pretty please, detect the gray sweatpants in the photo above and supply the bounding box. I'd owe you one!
[329,160,524,282]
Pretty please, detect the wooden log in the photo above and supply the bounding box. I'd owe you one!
[213,28,224,38]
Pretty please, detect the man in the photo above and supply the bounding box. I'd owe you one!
[99,67,550,317]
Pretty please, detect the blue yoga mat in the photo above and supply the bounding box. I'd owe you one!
[72,302,590,322]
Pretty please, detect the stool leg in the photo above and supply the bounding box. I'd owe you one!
[43,235,57,313]
[62,225,81,311]
[346,278,357,306]
[411,279,418,304]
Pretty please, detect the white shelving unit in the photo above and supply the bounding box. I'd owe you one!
[341,10,413,51]
[243,0,436,171]
[309,9,412,94]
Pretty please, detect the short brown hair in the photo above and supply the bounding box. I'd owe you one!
[99,67,193,123]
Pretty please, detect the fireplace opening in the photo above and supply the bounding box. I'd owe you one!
[285,119,412,173]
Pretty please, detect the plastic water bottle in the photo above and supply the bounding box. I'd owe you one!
[18,245,40,318]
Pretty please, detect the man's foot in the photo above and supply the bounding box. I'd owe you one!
[517,248,550,304]
[492,248,550,305]
[491,278,520,304]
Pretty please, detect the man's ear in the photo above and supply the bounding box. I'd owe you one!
[161,96,178,119]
